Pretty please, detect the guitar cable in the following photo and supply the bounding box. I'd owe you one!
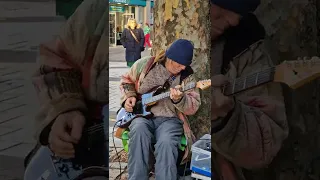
[112,120,123,178]
[112,121,211,179]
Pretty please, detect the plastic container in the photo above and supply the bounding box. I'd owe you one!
[190,134,211,177]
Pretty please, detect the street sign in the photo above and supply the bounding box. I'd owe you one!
[109,6,125,12]
[109,0,129,4]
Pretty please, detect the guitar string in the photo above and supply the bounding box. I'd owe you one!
[83,73,274,135]
[85,63,314,133]
[144,82,200,104]
[85,64,316,134]
[87,123,102,131]
[217,67,275,94]
[85,68,275,133]
[145,66,276,104]
[87,126,103,133]
[215,60,318,93]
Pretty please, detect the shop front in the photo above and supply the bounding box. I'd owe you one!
[109,0,148,46]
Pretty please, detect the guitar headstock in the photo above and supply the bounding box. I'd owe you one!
[196,79,211,90]
[274,56,320,89]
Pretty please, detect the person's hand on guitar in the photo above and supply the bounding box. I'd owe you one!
[125,96,136,112]
[48,110,85,158]
[170,85,184,103]
[212,75,235,120]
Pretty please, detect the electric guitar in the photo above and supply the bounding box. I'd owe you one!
[116,56,320,129]
[116,79,212,128]
[216,56,320,96]
[24,113,109,180]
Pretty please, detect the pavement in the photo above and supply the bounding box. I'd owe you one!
[0,62,38,180]
[0,10,64,179]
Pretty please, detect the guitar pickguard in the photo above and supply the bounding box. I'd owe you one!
[116,91,155,128]
[51,155,82,179]
[24,121,108,180]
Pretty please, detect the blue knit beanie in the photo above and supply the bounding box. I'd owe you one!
[165,39,194,66]
[211,0,260,15]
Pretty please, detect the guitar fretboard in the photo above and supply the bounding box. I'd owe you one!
[223,67,275,96]
[144,82,196,104]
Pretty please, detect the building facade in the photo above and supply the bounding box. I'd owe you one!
[109,0,154,46]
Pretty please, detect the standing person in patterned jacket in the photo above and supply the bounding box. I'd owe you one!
[25,0,109,177]
[119,39,201,180]
[210,0,289,180]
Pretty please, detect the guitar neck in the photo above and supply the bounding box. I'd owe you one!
[144,82,196,104]
[222,66,276,96]
[144,67,275,103]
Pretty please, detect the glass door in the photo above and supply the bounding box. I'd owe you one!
[109,13,116,46]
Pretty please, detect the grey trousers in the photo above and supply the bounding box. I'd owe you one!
[128,116,183,180]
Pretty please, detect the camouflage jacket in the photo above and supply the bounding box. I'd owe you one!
[32,0,108,145]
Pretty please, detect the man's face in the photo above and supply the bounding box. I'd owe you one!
[210,4,241,40]
[166,58,186,75]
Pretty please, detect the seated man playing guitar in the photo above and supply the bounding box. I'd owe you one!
[119,39,201,180]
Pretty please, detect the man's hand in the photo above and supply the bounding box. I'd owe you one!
[212,75,235,120]
[48,111,85,158]
[170,85,184,103]
[125,97,136,112]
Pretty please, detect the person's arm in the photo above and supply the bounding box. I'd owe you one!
[119,56,152,106]
[212,53,288,170]
[139,29,145,48]
[143,26,148,35]
[32,0,107,145]
[172,74,201,115]
[120,29,127,48]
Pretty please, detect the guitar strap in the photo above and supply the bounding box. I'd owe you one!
[143,57,193,93]
[162,75,176,91]
[129,28,140,44]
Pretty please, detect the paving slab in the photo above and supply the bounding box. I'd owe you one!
[0,155,24,180]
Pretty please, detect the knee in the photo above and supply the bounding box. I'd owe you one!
[156,136,179,149]
[129,119,151,137]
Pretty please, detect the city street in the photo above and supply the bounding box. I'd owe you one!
[108,46,152,179]
[108,47,192,180]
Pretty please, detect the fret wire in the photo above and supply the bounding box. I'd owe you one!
[232,73,267,93]
[226,77,273,95]
[224,67,275,95]
[227,76,273,94]
[227,67,275,88]
[243,76,247,89]
[232,80,235,94]
[144,82,195,103]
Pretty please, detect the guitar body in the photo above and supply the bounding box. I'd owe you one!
[116,90,160,128]
[116,80,212,128]
[24,122,108,180]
